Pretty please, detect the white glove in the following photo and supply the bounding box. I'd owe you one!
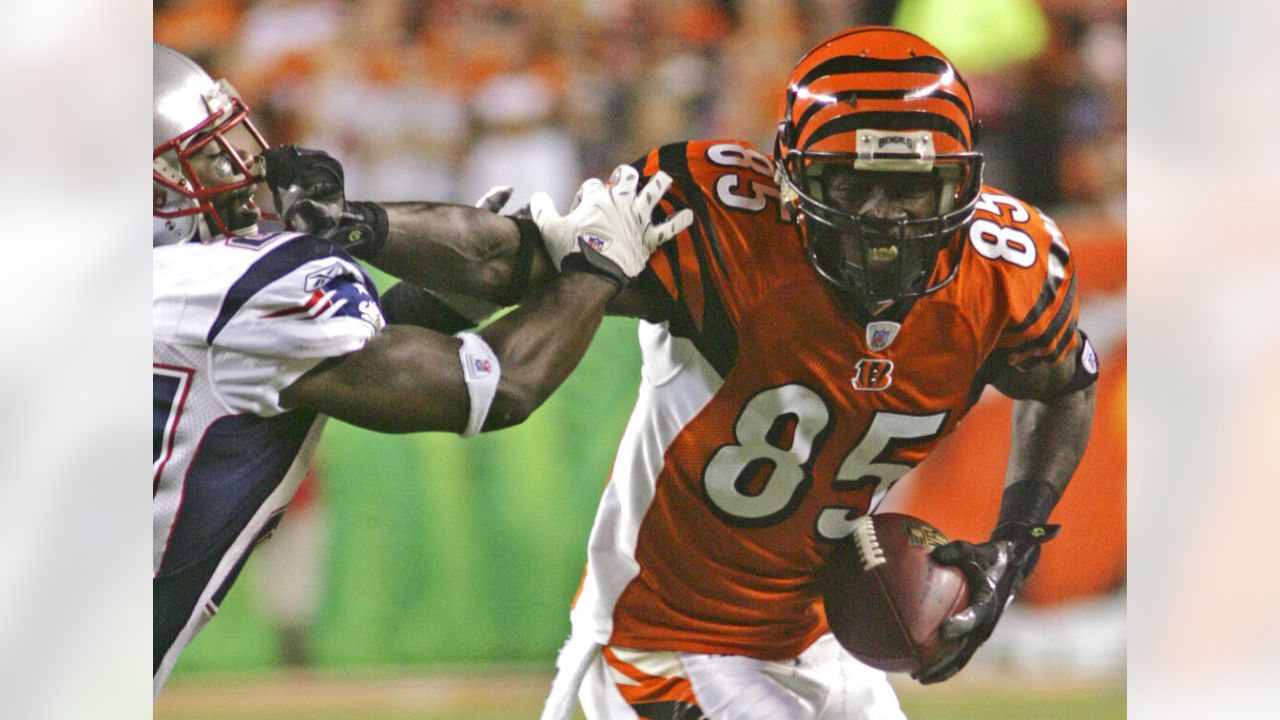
[530,165,694,283]
[474,184,513,213]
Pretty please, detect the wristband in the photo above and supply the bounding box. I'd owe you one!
[343,201,390,261]
[500,217,541,304]
[560,245,626,289]
[991,479,1059,542]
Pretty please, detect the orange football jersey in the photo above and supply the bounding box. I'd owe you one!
[569,139,1081,660]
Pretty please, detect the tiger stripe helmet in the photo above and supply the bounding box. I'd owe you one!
[774,27,984,311]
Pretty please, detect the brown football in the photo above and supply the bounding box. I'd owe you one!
[820,513,970,673]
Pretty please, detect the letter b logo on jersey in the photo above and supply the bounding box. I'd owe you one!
[852,359,894,391]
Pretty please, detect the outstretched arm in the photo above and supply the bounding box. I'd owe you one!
[277,166,692,434]
[261,145,665,318]
[277,268,617,433]
[375,203,555,306]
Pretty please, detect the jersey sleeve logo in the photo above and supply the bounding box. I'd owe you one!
[304,262,348,292]
[261,281,383,328]
[1081,336,1098,375]
[852,359,894,391]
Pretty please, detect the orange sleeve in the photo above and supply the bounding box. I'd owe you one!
[993,204,1082,368]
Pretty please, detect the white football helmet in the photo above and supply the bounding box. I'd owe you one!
[153,44,268,246]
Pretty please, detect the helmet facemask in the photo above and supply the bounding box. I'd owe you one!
[153,74,269,243]
[779,141,982,311]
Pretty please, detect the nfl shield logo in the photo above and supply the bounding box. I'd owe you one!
[580,233,609,252]
[464,353,493,379]
[866,321,901,352]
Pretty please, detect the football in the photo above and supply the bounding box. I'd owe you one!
[820,512,970,674]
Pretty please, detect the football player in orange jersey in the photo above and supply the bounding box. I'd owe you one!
[266,26,1098,720]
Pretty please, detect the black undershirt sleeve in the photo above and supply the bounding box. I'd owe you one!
[379,282,475,335]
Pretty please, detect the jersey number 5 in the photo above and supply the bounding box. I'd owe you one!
[706,143,792,222]
[701,384,945,539]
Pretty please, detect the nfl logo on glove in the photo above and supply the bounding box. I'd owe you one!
[579,233,609,252]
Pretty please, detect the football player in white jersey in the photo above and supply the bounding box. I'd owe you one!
[152,44,691,696]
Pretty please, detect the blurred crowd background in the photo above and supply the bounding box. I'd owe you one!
[156,0,1125,220]
[153,0,1128,696]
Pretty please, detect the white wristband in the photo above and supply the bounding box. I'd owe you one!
[456,332,501,438]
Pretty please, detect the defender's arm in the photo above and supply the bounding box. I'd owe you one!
[277,269,618,433]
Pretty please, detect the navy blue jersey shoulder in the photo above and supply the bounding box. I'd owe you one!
[206,232,379,344]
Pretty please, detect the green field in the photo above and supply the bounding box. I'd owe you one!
[156,668,1125,719]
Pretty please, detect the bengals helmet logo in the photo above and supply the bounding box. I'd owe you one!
[852,359,894,391]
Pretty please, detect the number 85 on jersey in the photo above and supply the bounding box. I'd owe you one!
[702,384,946,541]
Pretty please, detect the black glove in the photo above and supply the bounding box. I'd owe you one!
[912,523,1059,684]
[261,145,388,258]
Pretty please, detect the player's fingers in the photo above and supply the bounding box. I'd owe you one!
[635,170,672,222]
[578,177,606,200]
[475,185,513,212]
[913,642,964,685]
[939,607,978,639]
[929,541,972,566]
[646,208,694,250]
[529,191,560,225]
[608,164,639,194]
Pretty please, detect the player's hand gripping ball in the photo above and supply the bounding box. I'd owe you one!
[821,513,969,674]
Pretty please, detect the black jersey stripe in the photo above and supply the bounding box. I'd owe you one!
[796,55,953,90]
[684,214,739,377]
[1046,323,1080,363]
[1007,274,1078,355]
[802,111,967,150]
[1049,239,1070,268]
[1006,267,1074,335]
[657,142,730,276]
[638,143,739,375]
[207,234,377,345]
[792,89,973,142]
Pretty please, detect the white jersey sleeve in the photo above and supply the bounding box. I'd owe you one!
[154,232,386,417]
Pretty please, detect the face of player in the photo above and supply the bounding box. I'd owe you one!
[822,168,940,272]
[807,167,942,305]
[189,122,265,235]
